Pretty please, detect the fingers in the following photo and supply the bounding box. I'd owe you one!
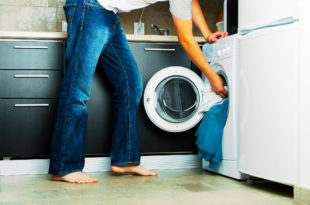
[217,32,229,39]
[210,73,229,98]
[222,89,229,98]
[222,32,229,38]
[218,89,228,98]
[218,80,228,98]
[210,32,230,43]
[213,86,228,98]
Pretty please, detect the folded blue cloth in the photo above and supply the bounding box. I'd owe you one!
[195,99,229,171]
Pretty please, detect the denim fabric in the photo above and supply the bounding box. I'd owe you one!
[49,0,143,175]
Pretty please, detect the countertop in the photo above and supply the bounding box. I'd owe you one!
[0,31,206,43]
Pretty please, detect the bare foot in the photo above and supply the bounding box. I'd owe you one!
[51,172,98,184]
[111,165,158,176]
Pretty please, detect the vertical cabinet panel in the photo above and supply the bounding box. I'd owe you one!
[85,69,113,156]
[129,43,198,154]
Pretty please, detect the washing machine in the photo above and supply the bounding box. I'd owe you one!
[202,34,244,180]
[142,35,243,179]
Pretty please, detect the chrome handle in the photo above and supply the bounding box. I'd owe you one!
[144,48,176,52]
[14,75,49,78]
[14,104,50,107]
[13,46,48,49]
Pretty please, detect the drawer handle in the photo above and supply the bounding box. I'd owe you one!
[14,75,49,78]
[13,46,48,49]
[144,48,176,52]
[14,104,50,107]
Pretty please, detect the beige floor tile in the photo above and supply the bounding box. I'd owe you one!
[0,169,293,205]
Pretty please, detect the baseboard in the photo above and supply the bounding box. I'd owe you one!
[0,154,202,176]
[294,186,310,205]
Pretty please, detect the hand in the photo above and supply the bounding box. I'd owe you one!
[206,31,229,43]
[209,74,228,98]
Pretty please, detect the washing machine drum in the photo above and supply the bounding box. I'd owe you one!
[143,66,209,133]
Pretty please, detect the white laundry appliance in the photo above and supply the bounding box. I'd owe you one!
[201,34,243,180]
[238,0,310,185]
[144,34,244,180]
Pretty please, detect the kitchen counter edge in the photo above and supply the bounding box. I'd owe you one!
[0,31,206,43]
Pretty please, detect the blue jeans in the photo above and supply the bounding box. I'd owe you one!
[49,0,143,175]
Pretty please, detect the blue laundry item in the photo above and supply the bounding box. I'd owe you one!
[195,99,229,171]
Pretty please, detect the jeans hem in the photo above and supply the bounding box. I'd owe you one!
[48,168,83,176]
[111,160,140,166]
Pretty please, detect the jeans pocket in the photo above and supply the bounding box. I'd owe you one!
[63,3,76,33]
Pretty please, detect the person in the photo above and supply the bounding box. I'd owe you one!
[49,0,228,184]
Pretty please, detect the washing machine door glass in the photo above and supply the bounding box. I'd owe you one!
[155,76,200,123]
[144,66,207,133]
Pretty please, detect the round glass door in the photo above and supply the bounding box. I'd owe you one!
[144,66,206,133]
[155,76,200,123]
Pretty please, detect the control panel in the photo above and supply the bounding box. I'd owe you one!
[213,35,236,61]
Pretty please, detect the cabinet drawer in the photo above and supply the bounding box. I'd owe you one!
[129,43,192,88]
[0,70,63,98]
[0,99,57,158]
[0,41,64,70]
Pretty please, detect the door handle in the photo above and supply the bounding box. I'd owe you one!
[144,48,176,52]
[14,75,49,78]
[14,104,50,107]
[13,46,48,49]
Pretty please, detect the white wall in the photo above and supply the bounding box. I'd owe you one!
[298,0,310,190]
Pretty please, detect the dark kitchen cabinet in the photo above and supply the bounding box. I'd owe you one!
[0,99,57,157]
[0,40,65,158]
[85,43,199,155]
[0,41,63,70]
[0,41,198,158]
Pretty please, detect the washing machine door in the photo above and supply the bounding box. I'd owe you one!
[143,66,209,133]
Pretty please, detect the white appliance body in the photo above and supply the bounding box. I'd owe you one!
[298,0,310,189]
[202,35,244,180]
[238,0,310,185]
[144,35,243,179]
[238,0,298,30]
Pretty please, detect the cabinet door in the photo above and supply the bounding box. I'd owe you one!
[85,69,113,156]
[0,70,63,98]
[0,41,64,70]
[129,43,199,154]
[0,99,57,158]
[129,43,193,88]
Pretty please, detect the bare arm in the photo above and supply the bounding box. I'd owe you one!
[172,15,228,98]
[191,0,212,40]
[191,0,228,42]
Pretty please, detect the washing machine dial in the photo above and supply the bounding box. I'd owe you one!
[222,48,227,56]
[226,47,232,56]
[224,47,230,56]
[217,50,222,57]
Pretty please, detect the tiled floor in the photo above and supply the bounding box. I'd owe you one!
[0,169,293,205]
